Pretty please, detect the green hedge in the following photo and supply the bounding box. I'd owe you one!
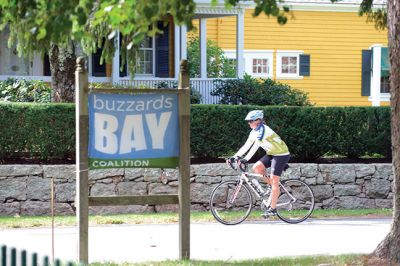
[0,103,75,160]
[0,103,391,161]
[191,105,391,160]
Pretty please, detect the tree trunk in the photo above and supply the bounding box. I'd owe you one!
[372,0,400,264]
[49,43,76,102]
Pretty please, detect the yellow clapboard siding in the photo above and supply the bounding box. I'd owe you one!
[202,9,388,106]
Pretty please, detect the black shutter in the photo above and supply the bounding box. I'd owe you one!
[92,47,106,77]
[119,33,127,77]
[299,54,310,76]
[361,50,372,96]
[43,53,51,76]
[156,22,169,78]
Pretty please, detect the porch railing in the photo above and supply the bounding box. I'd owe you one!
[118,78,234,104]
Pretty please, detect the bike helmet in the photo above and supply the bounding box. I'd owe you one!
[245,110,263,121]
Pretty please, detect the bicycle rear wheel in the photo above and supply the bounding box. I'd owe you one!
[209,180,253,225]
[276,179,315,224]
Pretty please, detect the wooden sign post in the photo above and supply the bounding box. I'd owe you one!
[75,57,89,264]
[75,57,191,264]
[178,60,190,259]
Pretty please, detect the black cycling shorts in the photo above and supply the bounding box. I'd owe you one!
[259,154,290,176]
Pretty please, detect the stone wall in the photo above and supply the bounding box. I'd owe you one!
[0,163,394,216]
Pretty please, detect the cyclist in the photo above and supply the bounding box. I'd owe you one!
[230,110,290,218]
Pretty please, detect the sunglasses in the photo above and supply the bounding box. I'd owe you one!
[247,120,257,123]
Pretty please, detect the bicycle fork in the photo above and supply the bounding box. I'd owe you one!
[229,180,244,204]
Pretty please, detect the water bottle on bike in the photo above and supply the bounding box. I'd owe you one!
[251,179,268,197]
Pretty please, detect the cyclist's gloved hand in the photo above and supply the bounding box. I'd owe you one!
[239,158,248,165]
[228,157,236,164]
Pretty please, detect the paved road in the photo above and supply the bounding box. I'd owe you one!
[0,218,391,263]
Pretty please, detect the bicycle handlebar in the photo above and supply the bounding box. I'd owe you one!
[226,158,236,170]
[238,161,248,172]
[226,157,248,172]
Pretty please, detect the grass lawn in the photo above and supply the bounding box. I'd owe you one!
[90,254,366,265]
[0,208,392,229]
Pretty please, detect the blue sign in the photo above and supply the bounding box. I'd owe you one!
[88,93,179,169]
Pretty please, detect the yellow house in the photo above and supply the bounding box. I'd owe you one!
[0,0,389,106]
[192,0,389,106]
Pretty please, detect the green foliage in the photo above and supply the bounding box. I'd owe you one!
[191,105,391,161]
[0,0,292,78]
[0,103,75,161]
[190,89,202,104]
[187,37,236,78]
[0,104,390,162]
[0,0,197,76]
[0,79,52,103]
[211,74,313,106]
[358,0,387,30]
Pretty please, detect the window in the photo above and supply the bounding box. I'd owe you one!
[381,76,390,93]
[119,36,154,77]
[136,37,153,75]
[281,56,297,74]
[276,51,302,79]
[252,59,269,74]
[43,53,51,76]
[91,46,106,77]
[227,58,237,68]
[223,58,236,78]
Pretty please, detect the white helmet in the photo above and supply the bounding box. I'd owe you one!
[245,110,263,121]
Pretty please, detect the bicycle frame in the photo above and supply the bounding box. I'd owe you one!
[228,161,272,207]
[229,160,297,209]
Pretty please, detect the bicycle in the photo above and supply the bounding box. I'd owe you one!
[209,158,315,225]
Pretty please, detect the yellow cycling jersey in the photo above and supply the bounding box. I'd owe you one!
[234,124,289,161]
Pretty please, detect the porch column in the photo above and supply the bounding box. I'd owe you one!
[200,18,207,78]
[112,32,120,84]
[32,53,43,76]
[181,25,188,60]
[236,10,245,78]
[175,25,181,79]
[371,44,382,106]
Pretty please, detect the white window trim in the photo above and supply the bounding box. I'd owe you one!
[368,93,390,102]
[118,37,156,78]
[368,44,390,105]
[368,95,390,102]
[224,50,273,78]
[276,50,304,80]
[136,37,156,76]
[223,50,236,59]
[245,51,273,78]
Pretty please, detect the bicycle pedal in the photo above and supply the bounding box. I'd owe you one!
[261,211,273,218]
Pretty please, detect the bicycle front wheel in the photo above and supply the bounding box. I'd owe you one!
[209,180,253,225]
[276,179,315,224]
